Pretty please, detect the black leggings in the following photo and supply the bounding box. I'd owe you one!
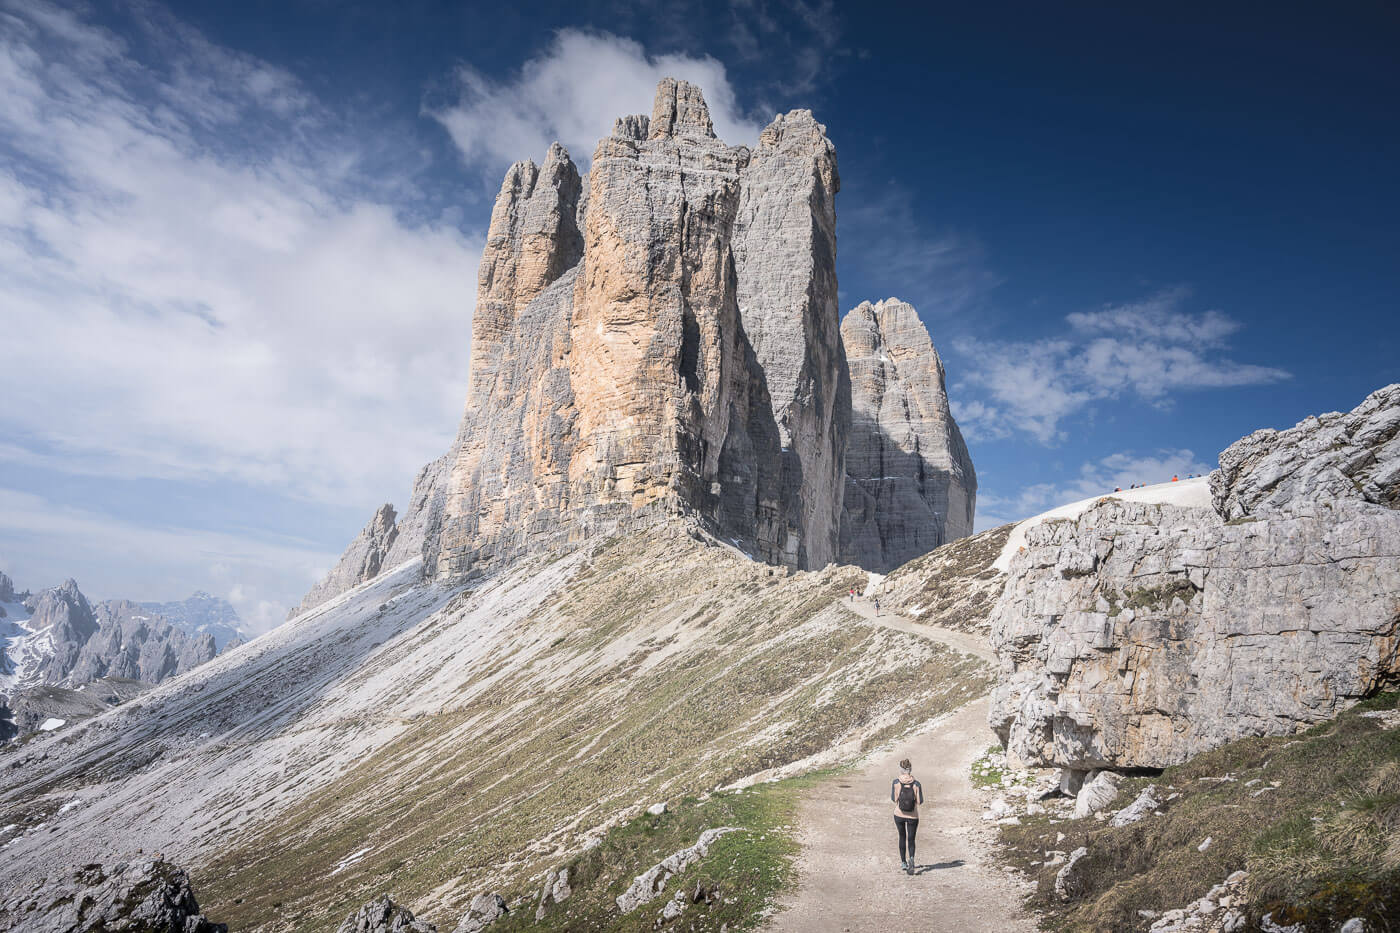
[894,816,919,863]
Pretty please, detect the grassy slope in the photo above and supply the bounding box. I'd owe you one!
[199,531,993,931]
[996,692,1400,931]
[879,524,1012,634]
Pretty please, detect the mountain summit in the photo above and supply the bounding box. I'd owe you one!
[296,78,975,614]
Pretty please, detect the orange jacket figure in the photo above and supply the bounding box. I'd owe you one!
[1172,475,1179,482]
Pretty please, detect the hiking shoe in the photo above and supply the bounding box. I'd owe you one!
[898,860,907,872]
[906,863,915,875]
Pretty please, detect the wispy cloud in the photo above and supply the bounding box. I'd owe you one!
[0,0,480,512]
[952,288,1290,443]
[0,488,336,634]
[427,29,763,174]
[839,180,1000,318]
[974,448,1213,529]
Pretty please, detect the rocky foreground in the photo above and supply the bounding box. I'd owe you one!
[989,384,1400,779]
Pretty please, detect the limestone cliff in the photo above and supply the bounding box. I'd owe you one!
[291,504,399,618]
[839,299,976,571]
[300,78,983,609]
[432,78,852,579]
[989,384,1400,775]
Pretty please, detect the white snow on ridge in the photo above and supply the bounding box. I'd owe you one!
[39,718,65,731]
[1,599,52,695]
[992,477,1213,573]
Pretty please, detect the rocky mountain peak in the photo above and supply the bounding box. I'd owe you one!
[839,298,977,571]
[0,571,14,603]
[648,77,715,140]
[298,78,978,609]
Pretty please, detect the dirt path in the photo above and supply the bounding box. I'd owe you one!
[767,606,1036,932]
[841,596,995,662]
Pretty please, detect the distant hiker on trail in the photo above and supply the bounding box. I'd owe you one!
[873,596,880,615]
[892,758,924,875]
[1172,474,1179,482]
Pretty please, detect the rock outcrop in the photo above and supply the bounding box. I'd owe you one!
[990,385,1400,774]
[1212,382,1400,518]
[426,78,853,581]
[300,78,980,608]
[839,299,976,570]
[0,858,225,932]
[292,504,401,617]
[336,895,436,933]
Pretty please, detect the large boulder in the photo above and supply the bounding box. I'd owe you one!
[336,895,436,933]
[0,858,225,932]
[990,385,1400,774]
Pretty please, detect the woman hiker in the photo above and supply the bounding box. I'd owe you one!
[891,757,924,875]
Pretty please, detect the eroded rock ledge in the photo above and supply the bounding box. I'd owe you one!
[990,384,1400,776]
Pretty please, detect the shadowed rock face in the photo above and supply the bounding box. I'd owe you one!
[300,78,981,608]
[430,77,852,580]
[989,384,1400,774]
[838,299,977,572]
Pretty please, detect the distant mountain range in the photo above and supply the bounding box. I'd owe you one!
[0,574,245,742]
[138,591,245,651]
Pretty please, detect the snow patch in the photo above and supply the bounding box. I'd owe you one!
[993,477,1212,573]
[39,718,66,732]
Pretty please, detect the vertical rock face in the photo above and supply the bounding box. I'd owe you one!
[431,78,852,580]
[735,109,849,566]
[989,385,1400,773]
[292,504,400,617]
[838,299,977,571]
[302,78,982,607]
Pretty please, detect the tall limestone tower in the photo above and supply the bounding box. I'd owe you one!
[295,79,977,612]
[431,78,850,579]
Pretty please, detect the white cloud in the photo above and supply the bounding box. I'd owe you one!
[428,29,764,174]
[974,448,1213,529]
[0,1,481,510]
[839,180,1000,318]
[0,488,336,634]
[952,289,1290,443]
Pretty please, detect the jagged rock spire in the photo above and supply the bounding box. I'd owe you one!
[839,298,977,571]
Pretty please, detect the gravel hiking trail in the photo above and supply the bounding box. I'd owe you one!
[767,601,1037,932]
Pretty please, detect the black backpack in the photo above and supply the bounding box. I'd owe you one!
[897,779,917,812]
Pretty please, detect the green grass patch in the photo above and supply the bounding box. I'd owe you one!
[995,692,1400,931]
[490,773,826,932]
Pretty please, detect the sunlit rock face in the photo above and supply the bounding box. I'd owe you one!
[838,298,977,572]
[989,384,1400,774]
[431,78,851,580]
[299,78,989,610]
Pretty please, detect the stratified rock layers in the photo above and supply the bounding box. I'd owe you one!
[839,299,976,571]
[433,78,851,579]
[299,78,981,610]
[989,384,1400,772]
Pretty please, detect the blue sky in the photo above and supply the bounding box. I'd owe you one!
[1,0,1396,629]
